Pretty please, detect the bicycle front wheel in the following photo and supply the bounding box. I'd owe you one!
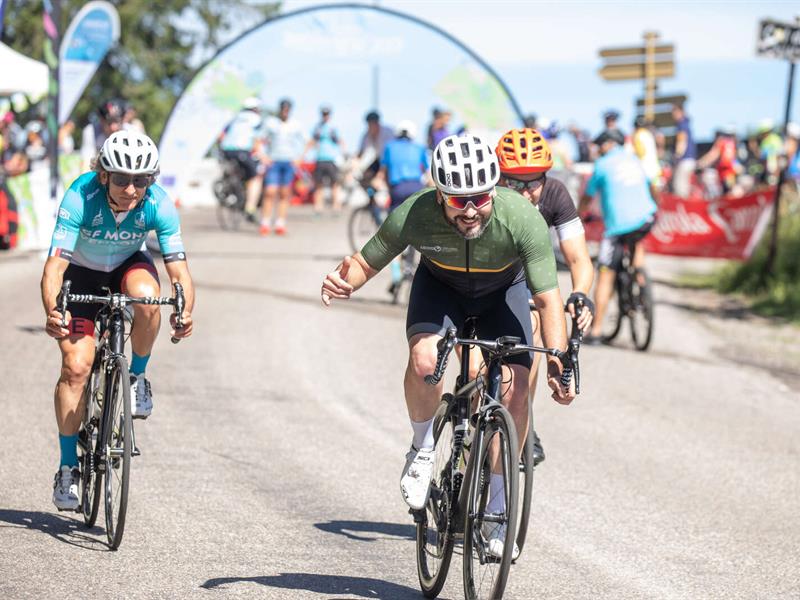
[463,405,519,600]
[416,400,457,598]
[103,356,132,550]
[348,205,380,253]
[630,268,654,351]
[602,279,625,343]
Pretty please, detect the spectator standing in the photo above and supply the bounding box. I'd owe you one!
[697,126,740,195]
[219,96,264,222]
[357,110,394,187]
[426,107,451,150]
[670,102,697,197]
[306,105,345,216]
[632,116,662,190]
[260,98,306,236]
[756,119,783,186]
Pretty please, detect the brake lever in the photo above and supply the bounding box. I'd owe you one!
[57,280,71,328]
[171,282,185,344]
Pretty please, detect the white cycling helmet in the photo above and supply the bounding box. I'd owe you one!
[242,96,260,110]
[431,133,499,195]
[395,119,417,139]
[99,130,159,175]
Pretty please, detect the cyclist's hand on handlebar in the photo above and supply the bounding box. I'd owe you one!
[321,256,354,306]
[45,308,71,339]
[566,292,595,333]
[170,311,193,340]
[546,358,576,405]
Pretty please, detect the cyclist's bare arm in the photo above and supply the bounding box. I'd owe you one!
[321,252,378,306]
[164,260,195,339]
[532,287,574,404]
[560,235,595,330]
[41,256,71,338]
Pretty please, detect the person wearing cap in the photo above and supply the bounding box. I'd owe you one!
[375,119,429,293]
[260,98,306,235]
[426,106,451,151]
[601,110,623,139]
[580,130,657,344]
[670,102,697,197]
[305,105,345,216]
[697,125,740,195]
[218,96,265,222]
[357,110,395,185]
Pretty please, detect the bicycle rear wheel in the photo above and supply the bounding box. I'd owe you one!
[348,205,380,253]
[463,405,519,600]
[602,279,625,343]
[514,406,535,556]
[215,187,245,231]
[103,356,132,550]
[416,399,458,598]
[630,268,654,351]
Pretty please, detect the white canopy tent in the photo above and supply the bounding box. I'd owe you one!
[0,42,48,98]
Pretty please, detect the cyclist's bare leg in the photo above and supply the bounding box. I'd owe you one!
[331,182,342,213]
[261,184,278,225]
[55,335,96,435]
[497,363,529,465]
[243,176,261,214]
[590,267,616,338]
[633,243,647,284]
[277,184,291,222]
[404,333,445,422]
[313,185,327,215]
[123,268,161,358]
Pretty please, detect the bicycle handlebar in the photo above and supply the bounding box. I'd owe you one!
[425,300,584,394]
[56,280,186,344]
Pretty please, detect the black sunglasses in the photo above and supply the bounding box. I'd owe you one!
[110,173,153,188]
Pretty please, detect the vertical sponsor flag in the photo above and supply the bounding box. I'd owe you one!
[58,1,120,124]
[43,0,60,203]
[0,0,7,39]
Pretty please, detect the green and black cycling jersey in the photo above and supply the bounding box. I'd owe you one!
[360,186,558,298]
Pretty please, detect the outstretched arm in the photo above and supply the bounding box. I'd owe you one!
[321,252,378,306]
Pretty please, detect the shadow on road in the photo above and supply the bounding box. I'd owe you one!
[0,508,106,551]
[201,572,422,598]
[314,519,415,542]
[188,249,346,262]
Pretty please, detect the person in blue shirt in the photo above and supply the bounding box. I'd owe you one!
[671,102,697,197]
[305,105,345,216]
[580,130,657,344]
[218,96,264,222]
[41,130,195,511]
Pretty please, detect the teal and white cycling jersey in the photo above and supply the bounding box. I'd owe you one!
[49,172,186,272]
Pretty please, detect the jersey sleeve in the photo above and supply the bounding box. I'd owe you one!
[152,189,186,263]
[549,180,584,241]
[48,183,85,261]
[360,193,418,271]
[513,200,559,295]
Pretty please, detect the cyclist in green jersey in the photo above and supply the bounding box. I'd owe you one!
[321,133,574,559]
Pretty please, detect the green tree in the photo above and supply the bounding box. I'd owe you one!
[2,0,280,141]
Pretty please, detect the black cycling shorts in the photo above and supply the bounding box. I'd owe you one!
[406,264,533,369]
[598,215,656,273]
[62,251,158,336]
[313,160,339,187]
[223,150,260,181]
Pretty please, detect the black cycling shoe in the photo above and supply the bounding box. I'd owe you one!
[531,429,545,466]
[583,334,605,346]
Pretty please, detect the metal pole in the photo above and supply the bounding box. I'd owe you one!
[644,31,658,122]
[372,64,379,110]
[765,59,795,276]
[43,0,61,204]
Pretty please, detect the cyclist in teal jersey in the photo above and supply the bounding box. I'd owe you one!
[321,134,574,559]
[41,130,195,511]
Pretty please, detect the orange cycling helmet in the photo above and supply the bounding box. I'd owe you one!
[495,128,553,174]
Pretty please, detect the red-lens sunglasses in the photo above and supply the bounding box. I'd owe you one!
[443,191,494,211]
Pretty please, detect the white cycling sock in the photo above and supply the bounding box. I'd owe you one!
[486,473,506,515]
[411,417,435,451]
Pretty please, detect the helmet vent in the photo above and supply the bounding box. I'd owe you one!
[476,148,484,163]
[477,168,486,186]
[452,171,461,188]
[448,151,457,166]
[464,165,472,187]
[460,143,470,158]
[520,138,527,148]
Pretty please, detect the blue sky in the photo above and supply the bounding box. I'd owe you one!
[276,0,800,142]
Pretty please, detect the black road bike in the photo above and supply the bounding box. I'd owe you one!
[414,315,581,599]
[347,189,384,253]
[601,234,654,351]
[57,280,184,550]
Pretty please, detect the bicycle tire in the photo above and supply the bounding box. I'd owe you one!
[416,400,457,598]
[79,359,103,527]
[463,405,519,600]
[103,356,132,550]
[514,403,535,556]
[215,189,245,231]
[348,205,380,254]
[602,281,625,343]
[630,268,654,351]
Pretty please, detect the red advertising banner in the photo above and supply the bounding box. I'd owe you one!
[583,188,775,260]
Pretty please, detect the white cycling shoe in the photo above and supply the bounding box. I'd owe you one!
[482,522,520,560]
[400,446,434,510]
[52,466,80,511]
[130,374,153,419]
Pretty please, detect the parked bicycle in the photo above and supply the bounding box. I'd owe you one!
[415,313,581,599]
[601,233,654,351]
[57,280,184,550]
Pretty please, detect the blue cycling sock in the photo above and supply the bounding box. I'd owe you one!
[59,433,79,468]
[131,352,150,376]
